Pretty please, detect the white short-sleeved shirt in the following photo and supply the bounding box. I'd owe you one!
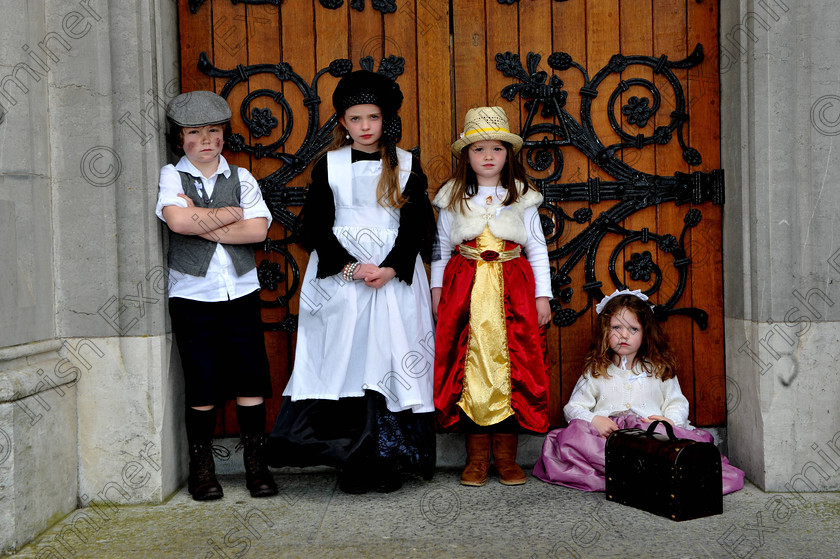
[156,155,272,302]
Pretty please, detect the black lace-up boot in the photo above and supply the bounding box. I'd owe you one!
[186,408,224,501]
[237,403,279,498]
[239,433,278,497]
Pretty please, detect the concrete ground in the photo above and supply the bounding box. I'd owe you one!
[9,464,840,559]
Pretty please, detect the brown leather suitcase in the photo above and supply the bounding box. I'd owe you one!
[605,420,722,521]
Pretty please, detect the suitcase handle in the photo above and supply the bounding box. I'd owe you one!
[645,420,677,440]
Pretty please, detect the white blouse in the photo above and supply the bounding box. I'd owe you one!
[563,362,691,428]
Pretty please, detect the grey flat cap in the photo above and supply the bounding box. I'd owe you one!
[167,90,232,127]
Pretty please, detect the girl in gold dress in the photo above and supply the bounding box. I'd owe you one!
[432,107,552,486]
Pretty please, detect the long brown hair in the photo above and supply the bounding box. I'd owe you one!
[329,120,406,209]
[583,294,677,380]
[443,141,533,214]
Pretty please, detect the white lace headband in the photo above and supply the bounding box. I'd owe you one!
[595,288,654,314]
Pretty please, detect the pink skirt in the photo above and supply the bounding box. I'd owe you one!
[532,415,745,495]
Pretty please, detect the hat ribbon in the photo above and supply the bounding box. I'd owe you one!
[464,126,513,136]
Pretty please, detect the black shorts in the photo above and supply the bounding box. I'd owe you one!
[169,291,272,407]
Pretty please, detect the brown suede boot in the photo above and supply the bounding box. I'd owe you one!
[492,433,526,485]
[461,434,491,486]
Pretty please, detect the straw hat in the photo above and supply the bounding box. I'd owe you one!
[451,106,523,155]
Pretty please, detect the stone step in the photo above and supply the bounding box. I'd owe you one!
[212,428,727,475]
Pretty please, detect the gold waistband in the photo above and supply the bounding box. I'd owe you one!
[457,244,521,263]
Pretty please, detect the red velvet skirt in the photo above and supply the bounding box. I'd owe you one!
[434,240,549,433]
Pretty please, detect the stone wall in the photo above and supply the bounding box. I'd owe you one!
[0,342,77,554]
[0,2,55,347]
[720,0,840,490]
[0,0,182,552]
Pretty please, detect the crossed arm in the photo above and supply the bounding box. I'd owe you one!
[162,193,268,244]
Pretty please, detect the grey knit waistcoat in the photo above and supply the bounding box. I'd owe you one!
[167,166,258,277]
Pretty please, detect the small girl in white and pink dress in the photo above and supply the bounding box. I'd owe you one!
[533,289,744,494]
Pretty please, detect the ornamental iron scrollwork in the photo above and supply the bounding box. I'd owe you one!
[494,46,723,329]
[199,53,405,332]
[197,43,722,332]
[322,0,398,13]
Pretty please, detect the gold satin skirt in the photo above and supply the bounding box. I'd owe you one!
[458,227,515,426]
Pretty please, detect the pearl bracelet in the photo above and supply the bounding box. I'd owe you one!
[342,262,359,282]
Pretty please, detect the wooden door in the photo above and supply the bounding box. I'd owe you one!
[176,0,725,433]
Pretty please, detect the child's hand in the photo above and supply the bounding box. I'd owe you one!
[364,266,396,289]
[536,297,551,327]
[352,263,378,281]
[642,415,674,426]
[592,415,620,438]
[431,287,442,321]
[177,193,195,207]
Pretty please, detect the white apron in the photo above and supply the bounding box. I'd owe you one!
[284,146,435,413]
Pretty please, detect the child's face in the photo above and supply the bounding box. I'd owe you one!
[181,124,224,166]
[339,104,383,153]
[467,140,507,185]
[608,308,643,366]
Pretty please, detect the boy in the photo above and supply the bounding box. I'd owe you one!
[156,90,277,500]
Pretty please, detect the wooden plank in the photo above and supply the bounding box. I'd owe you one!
[515,0,552,167]
[653,0,695,425]
[311,6,349,278]
[586,0,622,182]
[296,9,339,378]
[384,2,419,153]
[452,0,487,124]
[243,3,284,431]
[246,3,282,180]
[553,1,587,153]
[618,2,658,300]
[178,0,213,93]
[211,0,249,173]
[303,0,345,360]
[586,0,623,400]
[485,2,518,131]
[281,0,315,185]
[553,0,591,423]
[688,0,725,426]
[301,0,351,401]
[315,3,350,129]
[416,0,452,194]
[276,1,318,410]
[350,2,383,67]
[517,0,558,425]
[516,0,552,136]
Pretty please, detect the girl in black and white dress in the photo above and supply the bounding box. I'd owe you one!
[267,70,437,494]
